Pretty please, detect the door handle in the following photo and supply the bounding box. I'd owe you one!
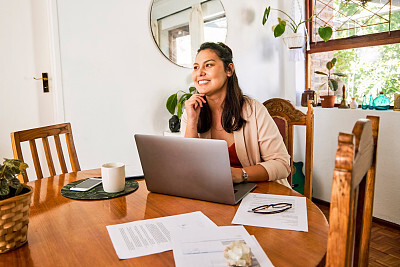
[33,72,49,93]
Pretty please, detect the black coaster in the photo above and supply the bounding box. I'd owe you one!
[61,178,139,200]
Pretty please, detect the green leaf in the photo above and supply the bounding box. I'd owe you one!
[262,6,271,25]
[318,26,333,42]
[315,71,328,76]
[166,93,178,115]
[326,61,334,70]
[0,179,7,187]
[9,177,21,189]
[0,185,9,196]
[273,21,286,37]
[15,184,23,196]
[19,162,28,172]
[178,93,192,104]
[333,72,347,77]
[328,79,338,91]
[189,86,196,94]
[318,83,327,90]
[177,102,183,120]
[331,58,337,66]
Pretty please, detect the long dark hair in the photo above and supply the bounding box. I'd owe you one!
[197,42,246,133]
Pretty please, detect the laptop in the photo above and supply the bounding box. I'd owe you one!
[134,134,256,205]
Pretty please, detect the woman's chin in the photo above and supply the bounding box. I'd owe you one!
[196,88,208,94]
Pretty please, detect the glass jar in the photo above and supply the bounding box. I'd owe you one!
[301,90,317,107]
[361,95,368,110]
[373,91,390,110]
[368,95,374,110]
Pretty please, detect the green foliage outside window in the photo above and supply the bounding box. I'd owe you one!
[331,2,400,104]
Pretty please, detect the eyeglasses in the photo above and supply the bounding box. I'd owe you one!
[248,203,293,214]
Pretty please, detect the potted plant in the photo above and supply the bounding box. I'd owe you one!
[262,0,333,48]
[0,158,32,253]
[166,86,196,132]
[315,57,347,108]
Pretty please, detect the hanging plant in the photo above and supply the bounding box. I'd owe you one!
[262,0,333,43]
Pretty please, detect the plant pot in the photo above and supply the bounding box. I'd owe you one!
[169,115,180,132]
[320,95,336,108]
[283,33,306,49]
[0,185,33,253]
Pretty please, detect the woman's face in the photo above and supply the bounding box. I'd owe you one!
[192,49,233,97]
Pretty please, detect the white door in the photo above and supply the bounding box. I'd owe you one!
[0,1,57,160]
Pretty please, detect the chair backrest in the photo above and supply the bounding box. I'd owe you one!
[10,123,81,183]
[326,116,379,266]
[263,98,314,199]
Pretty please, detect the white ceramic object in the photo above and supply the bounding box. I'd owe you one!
[350,97,358,109]
[101,162,125,193]
[283,33,306,49]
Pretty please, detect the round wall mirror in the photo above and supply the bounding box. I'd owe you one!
[150,0,227,68]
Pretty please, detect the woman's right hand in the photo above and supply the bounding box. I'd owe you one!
[184,93,206,123]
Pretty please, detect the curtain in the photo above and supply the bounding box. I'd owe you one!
[189,3,204,63]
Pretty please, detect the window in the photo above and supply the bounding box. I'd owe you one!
[169,26,191,67]
[306,0,400,105]
[168,16,227,67]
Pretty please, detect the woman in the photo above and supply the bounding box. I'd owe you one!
[181,42,290,187]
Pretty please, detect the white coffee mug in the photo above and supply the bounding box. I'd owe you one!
[101,162,125,193]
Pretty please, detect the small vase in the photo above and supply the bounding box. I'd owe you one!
[169,115,180,133]
[373,91,390,110]
[361,95,368,109]
[368,95,374,110]
[350,97,358,109]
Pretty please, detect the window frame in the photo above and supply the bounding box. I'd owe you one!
[305,0,400,91]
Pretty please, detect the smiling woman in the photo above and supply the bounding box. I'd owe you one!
[150,0,227,68]
[181,42,292,187]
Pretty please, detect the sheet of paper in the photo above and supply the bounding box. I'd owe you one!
[172,226,274,267]
[232,193,308,232]
[106,211,217,259]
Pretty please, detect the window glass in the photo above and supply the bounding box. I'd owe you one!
[204,17,227,42]
[310,43,400,104]
[168,16,227,67]
[312,0,400,42]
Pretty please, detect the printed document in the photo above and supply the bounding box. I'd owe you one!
[232,193,308,232]
[107,211,217,259]
[172,226,274,267]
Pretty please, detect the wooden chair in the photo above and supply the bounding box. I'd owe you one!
[263,98,314,199]
[10,123,81,183]
[326,116,379,266]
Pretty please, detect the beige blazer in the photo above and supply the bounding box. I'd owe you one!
[181,97,291,188]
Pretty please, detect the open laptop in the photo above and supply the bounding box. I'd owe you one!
[134,134,256,205]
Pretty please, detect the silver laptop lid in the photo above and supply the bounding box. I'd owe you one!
[134,134,236,204]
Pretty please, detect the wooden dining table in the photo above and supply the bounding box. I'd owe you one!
[2,169,328,266]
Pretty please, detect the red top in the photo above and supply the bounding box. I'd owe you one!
[228,143,242,168]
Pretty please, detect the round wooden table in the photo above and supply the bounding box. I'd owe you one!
[3,169,328,266]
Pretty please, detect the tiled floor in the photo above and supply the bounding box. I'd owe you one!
[315,202,400,266]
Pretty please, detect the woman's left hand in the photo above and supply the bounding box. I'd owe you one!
[231,167,243,183]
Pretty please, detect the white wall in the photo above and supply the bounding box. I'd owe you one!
[294,108,400,224]
[54,0,399,224]
[56,0,292,170]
